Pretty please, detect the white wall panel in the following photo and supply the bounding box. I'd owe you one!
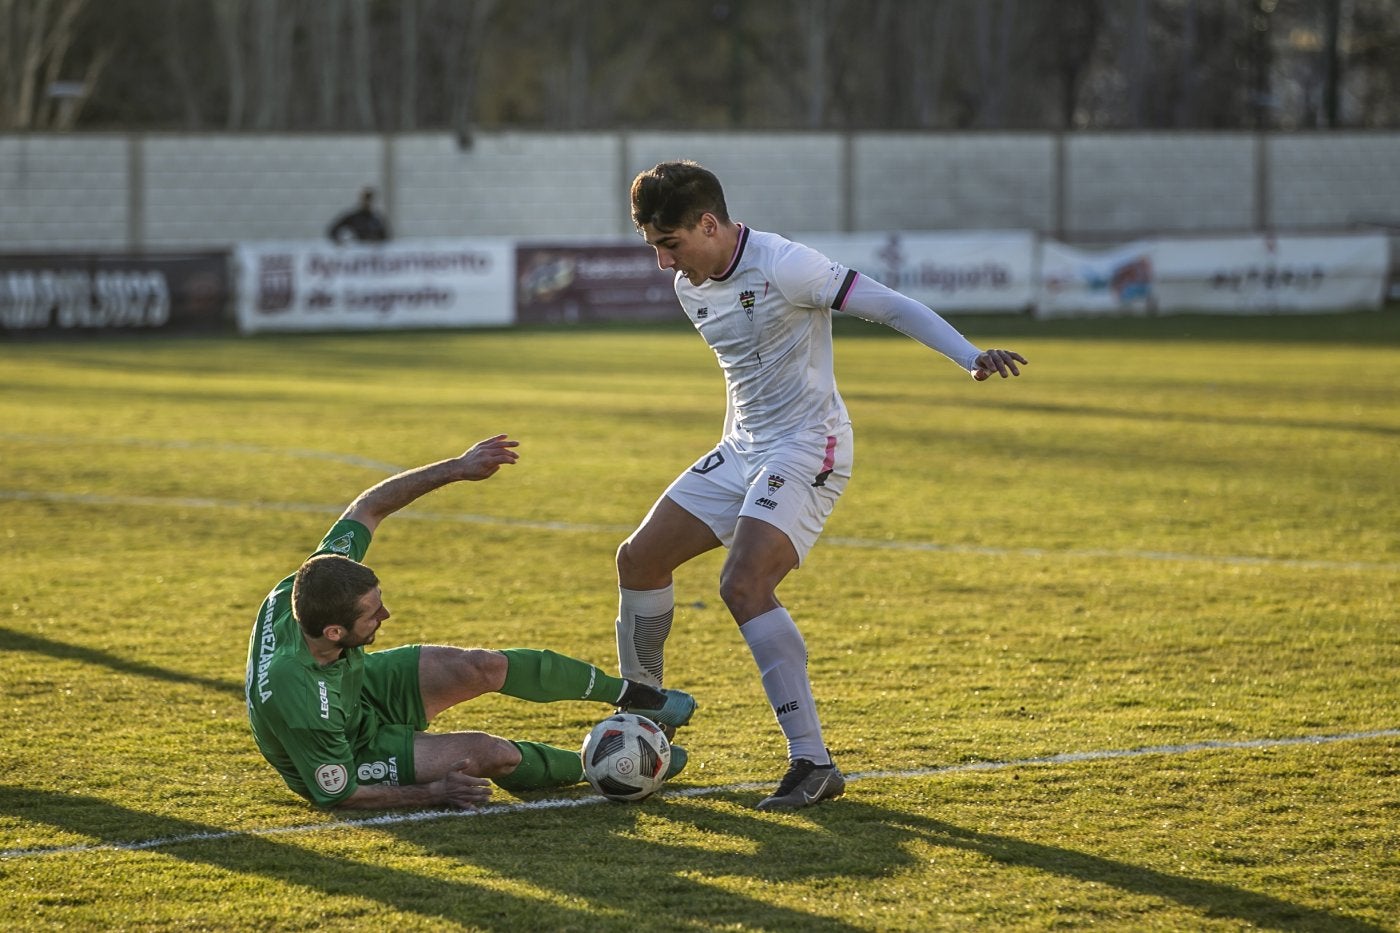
[0,135,128,250]
[854,134,1055,233]
[1067,133,1257,235]
[1268,134,1400,229]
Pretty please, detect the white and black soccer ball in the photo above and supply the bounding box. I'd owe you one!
[580,712,672,802]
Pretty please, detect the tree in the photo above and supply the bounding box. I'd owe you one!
[0,0,111,130]
[10,0,1400,133]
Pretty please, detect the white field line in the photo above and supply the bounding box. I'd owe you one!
[2,488,1397,573]
[2,729,1396,861]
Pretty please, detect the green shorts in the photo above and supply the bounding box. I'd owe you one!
[352,644,428,788]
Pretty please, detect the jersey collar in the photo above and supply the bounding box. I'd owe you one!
[712,224,749,283]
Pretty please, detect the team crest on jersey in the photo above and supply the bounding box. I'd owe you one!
[326,532,354,554]
[740,290,756,319]
[766,473,786,494]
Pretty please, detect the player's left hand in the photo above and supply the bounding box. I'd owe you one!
[971,349,1027,381]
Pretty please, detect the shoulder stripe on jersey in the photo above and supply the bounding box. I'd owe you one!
[833,269,859,310]
[714,225,750,282]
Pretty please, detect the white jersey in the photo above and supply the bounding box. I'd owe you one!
[674,227,857,446]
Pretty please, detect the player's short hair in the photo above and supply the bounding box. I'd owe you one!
[292,554,378,637]
[630,160,730,233]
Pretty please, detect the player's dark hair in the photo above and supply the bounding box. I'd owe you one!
[292,554,378,637]
[630,160,730,233]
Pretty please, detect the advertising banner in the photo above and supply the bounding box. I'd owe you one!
[516,242,676,324]
[1150,234,1390,314]
[234,240,514,334]
[798,231,1037,314]
[1036,240,1154,319]
[0,252,229,336]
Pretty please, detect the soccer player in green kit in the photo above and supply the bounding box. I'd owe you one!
[245,433,696,810]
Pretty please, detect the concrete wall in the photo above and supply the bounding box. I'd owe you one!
[2,130,1398,252]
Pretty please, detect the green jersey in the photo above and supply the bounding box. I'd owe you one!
[245,519,374,807]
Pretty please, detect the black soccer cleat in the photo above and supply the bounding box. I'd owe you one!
[755,756,846,811]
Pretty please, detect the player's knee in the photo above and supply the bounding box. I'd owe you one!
[482,736,523,776]
[616,538,662,589]
[448,734,520,779]
[718,568,770,619]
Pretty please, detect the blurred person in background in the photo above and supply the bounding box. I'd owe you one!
[328,185,390,243]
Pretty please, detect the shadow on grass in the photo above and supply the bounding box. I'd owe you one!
[0,786,629,929]
[378,793,1386,932]
[1,785,1383,931]
[0,625,241,697]
[0,785,864,931]
[802,800,1382,932]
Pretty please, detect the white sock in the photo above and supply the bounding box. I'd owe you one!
[615,585,674,687]
[741,607,829,764]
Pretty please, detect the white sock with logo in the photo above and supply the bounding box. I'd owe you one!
[615,585,674,688]
[741,607,829,764]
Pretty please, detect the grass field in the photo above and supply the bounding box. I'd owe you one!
[1,310,1397,931]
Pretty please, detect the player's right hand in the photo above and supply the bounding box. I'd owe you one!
[442,760,494,809]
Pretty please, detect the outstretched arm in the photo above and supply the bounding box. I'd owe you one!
[332,760,494,811]
[341,434,520,535]
[839,274,1027,380]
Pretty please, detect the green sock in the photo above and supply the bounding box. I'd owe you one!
[494,741,584,791]
[499,648,625,704]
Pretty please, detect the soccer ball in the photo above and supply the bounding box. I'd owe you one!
[580,712,672,802]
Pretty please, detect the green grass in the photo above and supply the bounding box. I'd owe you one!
[2,310,1397,931]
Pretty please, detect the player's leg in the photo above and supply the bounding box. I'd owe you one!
[726,431,852,810]
[616,444,744,691]
[615,496,721,686]
[416,646,694,730]
[727,526,845,810]
[411,730,523,782]
[724,518,835,767]
[411,730,583,792]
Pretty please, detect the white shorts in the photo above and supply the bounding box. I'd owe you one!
[661,425,854,565]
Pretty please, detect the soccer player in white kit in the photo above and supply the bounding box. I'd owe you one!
[619,160,1027,809]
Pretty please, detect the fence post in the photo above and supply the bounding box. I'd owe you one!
[1254,131,1270,232]
[1053,130,1068,241]
[127,134,145,252]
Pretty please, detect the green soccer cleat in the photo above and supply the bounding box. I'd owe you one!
[664,745,688,781]
[618,683,697,734]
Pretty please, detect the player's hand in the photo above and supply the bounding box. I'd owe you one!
[441,759,494,809]
[971,349,1027,381]
[458,434,520,480]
